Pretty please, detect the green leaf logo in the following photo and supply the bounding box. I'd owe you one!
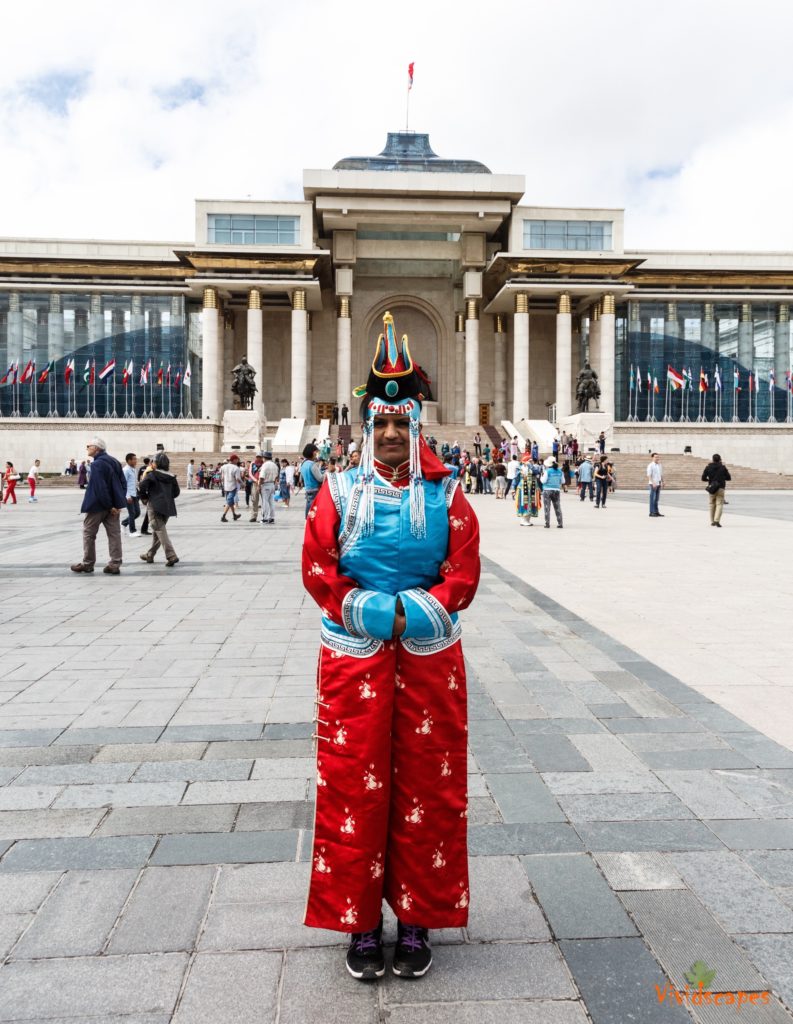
[685,960,717,990]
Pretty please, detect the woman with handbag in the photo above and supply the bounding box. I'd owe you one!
[701,453,731,527]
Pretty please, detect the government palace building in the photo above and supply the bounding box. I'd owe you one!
[2,131,792,472]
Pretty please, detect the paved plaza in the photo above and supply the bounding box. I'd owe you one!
[1,485,793,1022]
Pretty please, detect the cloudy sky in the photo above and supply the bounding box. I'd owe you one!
[2,0,793,251]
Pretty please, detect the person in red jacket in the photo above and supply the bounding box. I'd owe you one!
[302,312,480,983]
[3,463,18,504]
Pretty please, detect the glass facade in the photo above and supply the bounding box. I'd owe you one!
[207,214,299,245]
[524,219,613,251]
[615,301,793,422]
[0,292,201,418]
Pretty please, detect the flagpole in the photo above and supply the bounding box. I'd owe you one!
[167,374,173,419]
[104,376,110,418]
[131,366,136,419]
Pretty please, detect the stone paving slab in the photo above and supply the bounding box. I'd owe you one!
[171,951,282,1024]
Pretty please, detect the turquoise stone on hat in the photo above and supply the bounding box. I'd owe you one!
[385,380,398,397]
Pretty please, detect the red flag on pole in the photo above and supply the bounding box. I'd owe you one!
[408,62,414,89]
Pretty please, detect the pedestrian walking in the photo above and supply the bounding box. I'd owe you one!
[647,452,664,517]
[70,437,127,575]
[186,460,195,490]
[77,461,88,489]
[120,453,140,535]
[594,457,610,508]
[515,457,540,526]
[702,453,731,527]
[27,460,40,502]
[577,456,594,502]
[220,456,243,522]
[504,454,520,497]
[598,431,606,455]
[258,451,279,524]
[300,443,325,517]
[541,456,564,528]
[3,462,18,505]
[332,403,339,425]
[473,431,482,456]
[248,454,264,521]
[138,453,180,566]
[138,458,152,533]
[279,459,293,506]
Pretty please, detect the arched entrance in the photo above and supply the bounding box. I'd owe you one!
[364,298,445,410]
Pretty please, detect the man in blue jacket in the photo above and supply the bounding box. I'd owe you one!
[71,436,128,575]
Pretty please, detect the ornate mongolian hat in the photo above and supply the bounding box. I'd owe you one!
[353,311,426,404]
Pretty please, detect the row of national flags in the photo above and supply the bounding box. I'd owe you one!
[629,364,793,394]
[1,358,191,388]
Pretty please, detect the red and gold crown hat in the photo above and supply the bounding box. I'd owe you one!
[353,311,425,408]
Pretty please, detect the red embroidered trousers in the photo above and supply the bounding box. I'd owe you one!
[305,637,469,933]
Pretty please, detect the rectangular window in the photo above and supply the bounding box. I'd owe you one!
[208,214,299,245]
[523,219,613,251]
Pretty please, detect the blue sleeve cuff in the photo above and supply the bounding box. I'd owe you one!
[398,587,454,640]
[342,589,397,640]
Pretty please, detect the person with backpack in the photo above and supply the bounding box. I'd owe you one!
[701,453,731,527]
[541,457,564,528]
[138,452,180,566]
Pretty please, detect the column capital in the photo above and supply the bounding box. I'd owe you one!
[455,312,465,333]
[494,314,506,333]
[665,300,677,321]
[591,300,601,321]
[465,299,479,321]
[741,302,752,322]
[8,292,20,312]
[557,293,571,315]
[629,300,640,323]
[292,289,307,311]
[337,296,351,318]
[514,292,529,314]
[704,302,715,321]
[779,303,790,323]
[49,293,62,313]
[202,287,218,310]
[248,289,261,310]
[602,293,615,316]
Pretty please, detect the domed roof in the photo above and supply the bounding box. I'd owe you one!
[334,132,491,174]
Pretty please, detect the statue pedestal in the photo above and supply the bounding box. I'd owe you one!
[559,411,613,451]
[420,401,439,425]
[222,410,264,452]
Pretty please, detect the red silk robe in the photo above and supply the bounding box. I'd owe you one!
[302,455,480,933]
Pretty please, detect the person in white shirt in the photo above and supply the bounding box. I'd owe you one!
[504,456,520,497]
[121,453,140,535]
[258,452,280,524]
[646,453,664,517]
[27,460,40,502]
[186,460,195,489]
[220,456,243,522]
[347,438,358,455]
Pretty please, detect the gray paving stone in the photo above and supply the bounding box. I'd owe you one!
[204,739,312,760]
[670,851,793,934]
[0,914,32,958]
[469,794,502,824]
[0,729,63,748]
[607,717,707,734]
[637,749,757,770]
[705,819,793,850]
[592,852,686,890]
[558,937,692,1024]
[0,952,189,1020]
[720,734,793,768]
[716,770,793,816]
[55,727,164,746]
[588,702,642,718]
[466,855,550,940]
[172,951,282,1024]
[0,807,106,839]
[278,948,379,1023]
[484,772,565,823]
[12,762,139,785]
[520,853,637,939]
[0,870,62,912]
[0,784,62,810]
[0,744,100,767]
[469,823,584,855]
[54,780,187,809]
[12,868,138,957]
[741,850,793,886]
[133,759,253,782]
[0,767,20,784]
[513,733,593,772]
[214,861,310,903]
[182,779,306,805]
[574,820,726,852]
[619,890,770,991]
[151,830,298,866]
[109,865,215,953]
[568,734,648,772]
[96,804,238,837]
[509,717,606,734]
[250,757,316,780]
[557,793,694,821]
[160,725,263,742]
[654,769,760,819]
[200,899,339,950]
[620,732,729,752]
[677,703,757,732]
[385,1005,590,1024]
[541,771,669,795]
[235,801,314,831]
[264,722,313,739]
[0,840,11,858]
[736,935,793,1011]
[382,941,577,1003]
[0,836,156,872]
[93,742,208,763]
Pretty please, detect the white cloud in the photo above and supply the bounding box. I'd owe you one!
[2,0,793,249]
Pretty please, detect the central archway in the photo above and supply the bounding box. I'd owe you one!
[363,296,446,409]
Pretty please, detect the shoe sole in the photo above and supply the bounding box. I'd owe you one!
[392,957,433,978]
[345,962,385,980]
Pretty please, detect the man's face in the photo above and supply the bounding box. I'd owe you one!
[86,443,100,458]
[372,413,411,467]
[127,456,138,468]
[349,450,360,467]
[653,454,660,463]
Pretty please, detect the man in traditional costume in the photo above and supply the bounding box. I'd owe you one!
[301,312,480,981]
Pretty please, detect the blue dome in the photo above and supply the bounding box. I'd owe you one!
[334,132,491,174]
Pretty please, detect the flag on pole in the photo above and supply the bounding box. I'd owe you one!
[183,364,192,388]
[647,370,652,391]
[786,369,792,392]
[173,366,182,388]
[98,358,116,381]
[38,360,55,384]
[0,363,14,384]
[408,62,414,89]
[629,365,635,390]
[769,369,776,391]
[122,360,132,386]
[139,361,148,385]
[748,371,755,393]
[666,366,684,390]
[156,363,164,386]
[714,365,722,391]
[19,360,34,384]
[83,360,91,384]
[699,369,709,393]
[653,375,659,394]
[64,358,74,384]
[165,364,171,387]
[637,365,642,392]
[733,367,741,390]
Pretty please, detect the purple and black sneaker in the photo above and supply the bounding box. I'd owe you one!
[392,920,432,978]
[345,916,385,980]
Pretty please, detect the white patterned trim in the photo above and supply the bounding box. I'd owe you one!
[442,476,460,508]
[326,471,343,519]
[341,589,364,636]
[321,623,383,658]
[401,620,462,656]
[407,587,454,639]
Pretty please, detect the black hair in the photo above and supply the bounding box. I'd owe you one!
[125,453,136,463]
[712,453,722,463]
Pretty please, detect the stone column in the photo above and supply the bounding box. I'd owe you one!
[454,313,465,423]
[599,294,616,419]
[201,287,220,422]
[131,295,145,336]
[306,313,313,418]
[588,301,601,375]
[774,304,789,381]
[222,309,234,414]
[738,303,753,369]
[512,292,529,423]
[291,289,308,419]
[48,293,64,361]
[702,302,716,357]
[555,293,572,421]
[336,296,352,413]
[7,292,22,365]
[464,300,480,425]
[89,293,103,346]
[247,289,264,419]
[494,314,507,423]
